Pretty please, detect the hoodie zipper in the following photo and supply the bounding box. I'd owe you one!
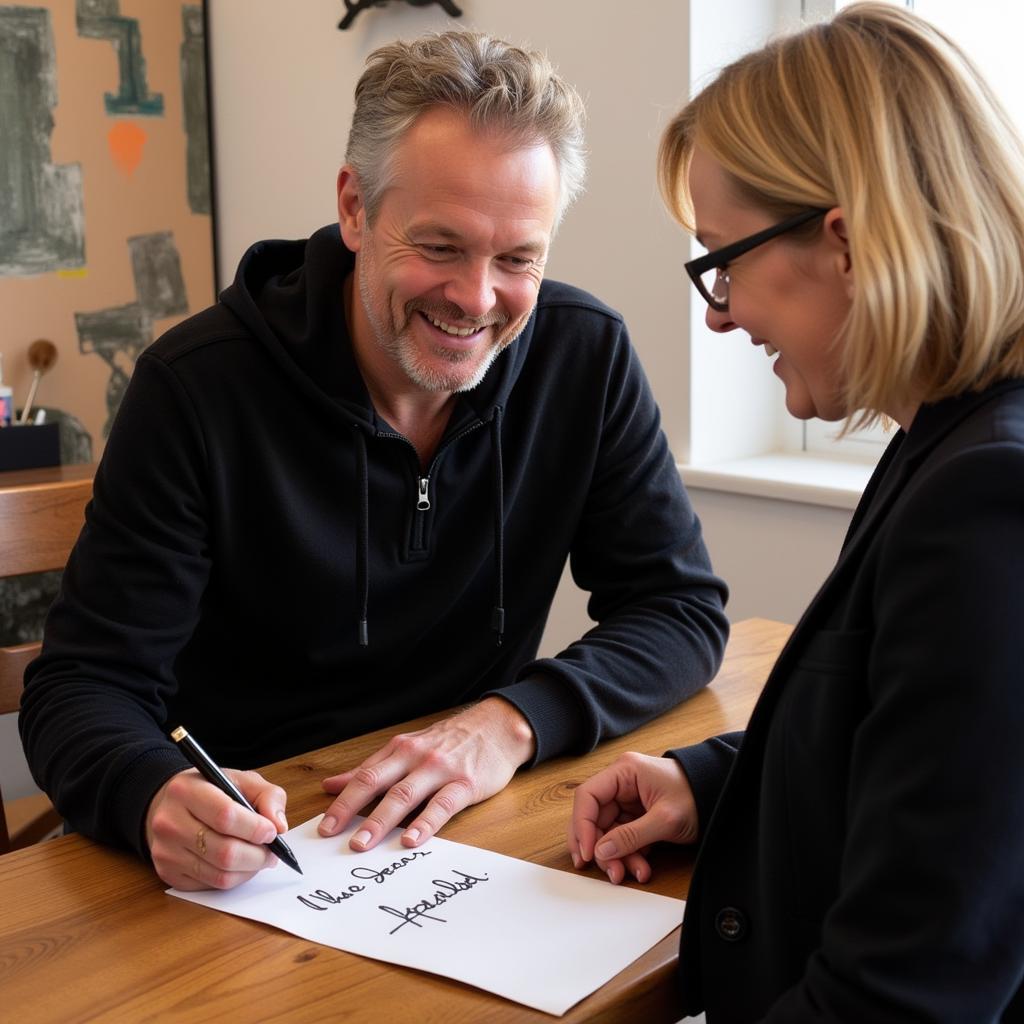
[416,476,430,510]
[377,419,488,552]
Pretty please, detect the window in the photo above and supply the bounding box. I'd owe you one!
[684,0,1024,502]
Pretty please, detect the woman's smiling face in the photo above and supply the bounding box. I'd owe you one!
[687,146,854,422]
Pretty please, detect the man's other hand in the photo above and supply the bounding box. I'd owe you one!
[318,696,536,851]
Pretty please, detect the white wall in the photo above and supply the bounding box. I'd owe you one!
[689,488,850,624]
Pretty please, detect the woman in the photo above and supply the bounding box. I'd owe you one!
[568,4,1024,1021]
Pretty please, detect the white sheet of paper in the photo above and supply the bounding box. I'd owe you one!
[168,814,684,1016]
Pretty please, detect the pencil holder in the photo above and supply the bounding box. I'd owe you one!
[0,422,61,471]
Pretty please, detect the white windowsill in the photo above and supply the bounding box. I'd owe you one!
[679,451,877,510]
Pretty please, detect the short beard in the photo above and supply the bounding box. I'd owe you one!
[358,256,526,393]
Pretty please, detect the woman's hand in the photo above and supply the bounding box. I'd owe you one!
[568,752,699,884]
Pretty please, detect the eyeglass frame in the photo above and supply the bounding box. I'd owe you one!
[685,207,830,312]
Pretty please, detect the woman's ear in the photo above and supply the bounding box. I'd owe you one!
[824,207,853,297]
[337,166,366,251]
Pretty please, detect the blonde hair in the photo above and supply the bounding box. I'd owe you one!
[659,2,1024,426]
[347,31,586,227]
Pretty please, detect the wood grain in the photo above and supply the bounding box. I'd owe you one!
[0,462,93,577]
[0,618,790,1023]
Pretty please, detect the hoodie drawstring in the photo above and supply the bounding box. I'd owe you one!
[490,406,506,647]
[354,424,370,646]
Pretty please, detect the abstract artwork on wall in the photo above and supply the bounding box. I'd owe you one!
[0,7,85,277]
[0,0,216,450]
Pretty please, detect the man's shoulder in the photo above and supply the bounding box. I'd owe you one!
[536,278,624,326]
[145,301,248,367]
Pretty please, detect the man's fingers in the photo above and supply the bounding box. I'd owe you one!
[172,851,271,892]
[320,734,407,798]
[150,811,276,890]
[248,783,290,835]
[321,770,353,794]
[169,770,276,845]
[321,744,393,794]
[400,778,474,847]
[231,770,289,836]
[319,756,413,838]
[190,816,280,875]
[350,763,464,851]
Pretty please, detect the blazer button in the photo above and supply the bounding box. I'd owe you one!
[714,906,747,942]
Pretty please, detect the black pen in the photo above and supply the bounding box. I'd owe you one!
[170,725,303,874]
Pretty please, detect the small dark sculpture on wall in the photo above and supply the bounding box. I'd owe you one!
[338,0,462,31]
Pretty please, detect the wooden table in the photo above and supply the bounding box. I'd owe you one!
[0,618,790,1023]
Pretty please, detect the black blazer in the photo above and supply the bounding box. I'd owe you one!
[674,381,1024,1022]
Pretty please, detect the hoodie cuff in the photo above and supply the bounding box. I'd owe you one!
[115,746,192,859]
[485,673,586,767]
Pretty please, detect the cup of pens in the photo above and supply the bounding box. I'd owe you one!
[0,340,62,471]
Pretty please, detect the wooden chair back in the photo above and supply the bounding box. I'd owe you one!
[0,464,94,852]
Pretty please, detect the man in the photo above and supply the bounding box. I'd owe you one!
[20,32,728,891]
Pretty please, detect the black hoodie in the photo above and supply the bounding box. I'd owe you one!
[20,225,729,856]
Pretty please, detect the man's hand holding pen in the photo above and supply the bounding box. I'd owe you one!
[145,768,289,891]
[144,699,536,891]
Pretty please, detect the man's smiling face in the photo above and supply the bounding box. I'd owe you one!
[341,106,561,395]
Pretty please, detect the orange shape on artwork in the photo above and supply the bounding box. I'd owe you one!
[108,121,147,177]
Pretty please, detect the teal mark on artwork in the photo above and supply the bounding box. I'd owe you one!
[76,0,164,116]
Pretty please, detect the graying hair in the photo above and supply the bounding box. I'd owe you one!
[346,31,587,225]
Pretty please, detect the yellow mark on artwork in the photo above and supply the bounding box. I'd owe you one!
[57,268,88,278]
[108,121,147,177]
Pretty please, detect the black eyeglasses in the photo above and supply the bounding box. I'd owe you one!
[685,207,829,312]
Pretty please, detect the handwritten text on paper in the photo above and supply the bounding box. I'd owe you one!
[295,849,491,934]
[167,814,685,1016]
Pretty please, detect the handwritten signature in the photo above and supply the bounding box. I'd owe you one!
[297,885,365,912]
[297,850,433,912]
[351,850,431,885]
[378,870,490,934]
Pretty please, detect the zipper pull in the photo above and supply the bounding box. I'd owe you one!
[416,476,431,511]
